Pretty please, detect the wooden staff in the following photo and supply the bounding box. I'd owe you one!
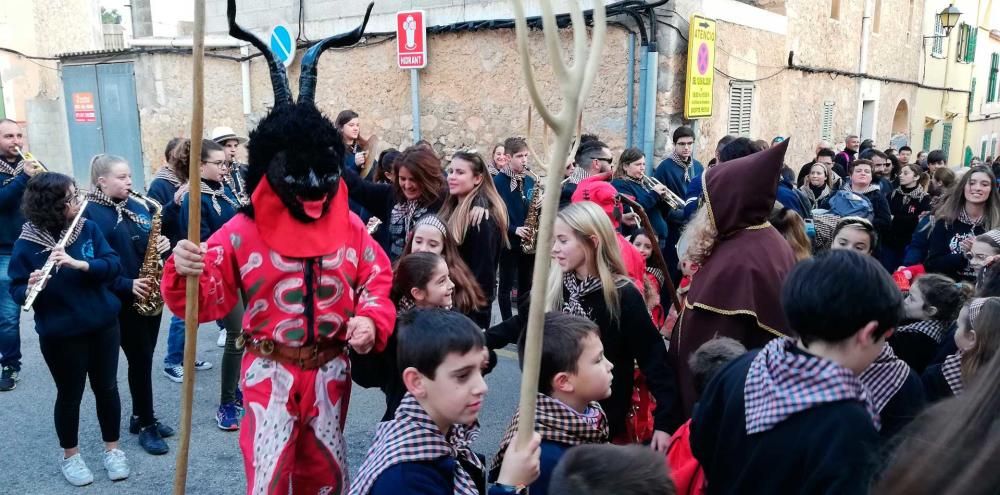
[511,0,605,448]
[173,0,205,492]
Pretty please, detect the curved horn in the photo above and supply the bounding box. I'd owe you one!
[298,2,374,104]
[227,0,292,107]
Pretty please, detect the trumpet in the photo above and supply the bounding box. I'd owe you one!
[15,146,47,174]
[23,199,89,311]
[641,174,684,210]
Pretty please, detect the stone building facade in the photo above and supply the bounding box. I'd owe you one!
[36,0,939,183]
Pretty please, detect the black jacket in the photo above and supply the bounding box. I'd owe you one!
[690,351,880,495]
[486,283,678,436]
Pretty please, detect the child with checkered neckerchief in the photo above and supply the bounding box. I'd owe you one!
[489,312,614,495]
[690,250,899,495]
[351,309,541,495]
[922,297,1000,403]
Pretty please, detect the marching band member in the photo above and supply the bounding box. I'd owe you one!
[85,154,174,455]
[211,126,250,207]
[0,119,42,392]
[9,173,131,486]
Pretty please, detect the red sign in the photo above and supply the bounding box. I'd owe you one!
[397,10,427,69]
[72,92,96,123]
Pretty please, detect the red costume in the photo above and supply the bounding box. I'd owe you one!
[162,4,389,493]
[163,180,394,494]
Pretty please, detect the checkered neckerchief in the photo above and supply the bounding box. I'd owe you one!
[152,166,182,187]
[744,338,879,434]
[490,393,608,477]
[562,273,602,317]
[859,344,911,413]
[897,319,948,344]
[941,351,964,396]
[350,393,483,495]
[0,157,23,185]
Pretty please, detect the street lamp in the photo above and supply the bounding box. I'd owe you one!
[925,3,963,39]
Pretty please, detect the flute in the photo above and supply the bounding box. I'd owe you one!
[22,200,89,311]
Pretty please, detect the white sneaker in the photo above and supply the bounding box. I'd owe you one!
[103,448,130,481]
[60,453,94,486]
[217,329,226,347]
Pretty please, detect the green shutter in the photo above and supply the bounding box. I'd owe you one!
[923,128,933,151]
[943,123,953,160]
[958,24,969,62]
[989,54,999,103]
[968,26,978,63]
[970,78,977,115]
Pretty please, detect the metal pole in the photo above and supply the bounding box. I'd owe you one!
[410,69,421,142]
[636,44,648,150]
[625,32,635,148]
[643,49,658,166]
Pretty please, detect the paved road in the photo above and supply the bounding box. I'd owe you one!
[0,305,521,494]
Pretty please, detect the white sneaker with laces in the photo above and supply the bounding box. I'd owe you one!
[103,448,130,481]
[217,329,226,347]
[60,453,94,486]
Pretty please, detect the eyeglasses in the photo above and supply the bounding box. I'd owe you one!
[203,160,225,167]
[64,194,82,206]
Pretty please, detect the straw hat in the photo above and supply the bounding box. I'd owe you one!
[210,126,248,145]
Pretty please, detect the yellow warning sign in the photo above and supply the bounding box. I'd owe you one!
[684,15,717,119]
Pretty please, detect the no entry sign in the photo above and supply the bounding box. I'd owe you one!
[397,10,427,69]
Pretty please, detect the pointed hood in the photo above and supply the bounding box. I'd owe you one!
[703,139,789,235]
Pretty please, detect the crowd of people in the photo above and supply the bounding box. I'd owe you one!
[2,105,1000,495]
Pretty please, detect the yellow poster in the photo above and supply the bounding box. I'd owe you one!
[684,15,717,119]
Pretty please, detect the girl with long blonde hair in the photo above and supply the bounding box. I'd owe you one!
[542,201,677,448]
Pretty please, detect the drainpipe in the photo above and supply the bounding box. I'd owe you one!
[636,43,649,152]
[626,32,636,148]
[240,44,252,117]
[857,0,874,137]
[643,44,658,165]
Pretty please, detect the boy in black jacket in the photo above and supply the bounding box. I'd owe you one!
[352,309,541,495]
[691,250,901,495]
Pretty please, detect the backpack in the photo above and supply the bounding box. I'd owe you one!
[826,189,874,220]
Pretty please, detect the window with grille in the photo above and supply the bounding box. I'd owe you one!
[957,24,978,63]
[728,81,754,136]
[932,17,945,57]
[821,101,835,142]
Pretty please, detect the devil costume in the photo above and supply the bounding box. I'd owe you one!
[161,4,395,494]
[670,140,797,416]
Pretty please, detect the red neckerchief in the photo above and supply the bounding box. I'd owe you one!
[250,176,351,258]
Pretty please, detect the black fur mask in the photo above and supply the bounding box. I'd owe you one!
[242,103,345,223]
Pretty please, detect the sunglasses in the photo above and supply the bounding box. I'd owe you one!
[594,157,613,164]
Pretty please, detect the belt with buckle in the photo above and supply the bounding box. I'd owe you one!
[236,333,345,370]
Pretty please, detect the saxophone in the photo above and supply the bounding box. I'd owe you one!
[130,190,164,316]
[521,169,544,254]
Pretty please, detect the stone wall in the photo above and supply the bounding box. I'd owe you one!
[130,26,632,180]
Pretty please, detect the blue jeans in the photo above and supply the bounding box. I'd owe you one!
[0,255,21,370]
[163,313,226,367]
[163,314,185,367]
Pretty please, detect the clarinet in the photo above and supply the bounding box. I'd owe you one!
[22,200,89,311]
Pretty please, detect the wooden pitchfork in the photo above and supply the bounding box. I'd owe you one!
[511,0,606,448]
